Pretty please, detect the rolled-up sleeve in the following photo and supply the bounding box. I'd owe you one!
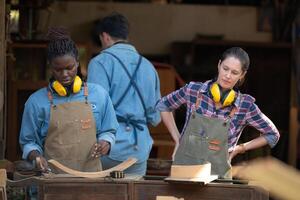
[245,103,280,148]
[19,98,44,159]
[147,70,161,127]
[156,83,189,112]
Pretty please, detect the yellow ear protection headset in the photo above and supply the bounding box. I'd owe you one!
[210,82,236,107]
[52,76,82,96]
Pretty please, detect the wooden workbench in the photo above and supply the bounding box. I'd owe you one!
[30,177,268,200]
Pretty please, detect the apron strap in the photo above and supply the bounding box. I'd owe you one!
[83,82,88,104]
[116,114,146,131]
[102,51,147,118]
[192,91,237,122]
[117,114,146,148]
[47,82,88,105]
[192,91,201,118]
[47,89,56,108]
[113,55,143,109]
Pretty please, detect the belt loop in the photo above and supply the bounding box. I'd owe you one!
[47,89,56,108]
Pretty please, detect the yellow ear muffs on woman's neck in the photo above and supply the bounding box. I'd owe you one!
[210,82,236,107]
[52,76,82,96]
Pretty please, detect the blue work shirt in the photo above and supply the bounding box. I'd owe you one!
[88,43,161,163]
[19,82,118,160]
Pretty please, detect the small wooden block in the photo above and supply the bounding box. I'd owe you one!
[170,163,211,179]
[0,169,7,200]
[0,169,6,187]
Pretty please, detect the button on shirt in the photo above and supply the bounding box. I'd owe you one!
[156,80,280,151]
[19,83,118,159]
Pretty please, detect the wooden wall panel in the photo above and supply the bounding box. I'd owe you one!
[0,0,6,159]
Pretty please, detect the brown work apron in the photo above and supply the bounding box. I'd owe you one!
[174,95,236,179]
[44,84,102,172]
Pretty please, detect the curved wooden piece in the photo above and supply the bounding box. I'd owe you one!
[48,157,137,178]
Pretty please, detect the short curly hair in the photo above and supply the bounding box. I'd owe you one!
[95,12,129,40]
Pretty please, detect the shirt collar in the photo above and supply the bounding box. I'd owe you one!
[104,43,137,53]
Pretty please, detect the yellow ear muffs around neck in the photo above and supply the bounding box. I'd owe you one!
[52,80,67,96]
[210,82,236,107]
[210,82,221,103]
[52,76,82,96]
[222,89,236,107]
[72,76,82,93]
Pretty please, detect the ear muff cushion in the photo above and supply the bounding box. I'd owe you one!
[52,81,67,96]
[210,83,221,103]
[221,89,236,107]
[73,76,82,93]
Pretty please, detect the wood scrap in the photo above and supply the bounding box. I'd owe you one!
[170,163,211,179]
[165,163,217,185]
[232,157,300,200]
[48,157,137,178]
[0,169,7,200]
[0,169,6,187]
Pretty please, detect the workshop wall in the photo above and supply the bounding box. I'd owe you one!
[37,2,271,54]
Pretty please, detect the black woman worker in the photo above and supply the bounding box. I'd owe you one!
[19,27,118,173]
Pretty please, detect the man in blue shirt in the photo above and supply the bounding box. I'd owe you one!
[88,13,161,175]
[19,27,118,172]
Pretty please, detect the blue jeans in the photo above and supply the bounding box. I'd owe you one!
[101,156,146,176]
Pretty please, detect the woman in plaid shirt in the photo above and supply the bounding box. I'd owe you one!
[156,47,280,178]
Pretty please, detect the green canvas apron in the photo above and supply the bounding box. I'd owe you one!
[44,83,102,173]
[174,95,236,179]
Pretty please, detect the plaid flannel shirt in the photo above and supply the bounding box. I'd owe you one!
[156,80,280,151]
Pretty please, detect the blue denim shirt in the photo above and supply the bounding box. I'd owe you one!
[19,82,118,159]
[88,43,161,163]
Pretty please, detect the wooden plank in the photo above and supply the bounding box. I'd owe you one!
[133,181,268,200]
[165,163,217,185]
[40,180,130,200]
[0,169,7,200]
[169,164,211,179]
[0,169,6,187]
[232,157,300,200]
[289,69,298,167]
[289,106,298,166]
[0,0,6,160]
[42,182,129,200]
